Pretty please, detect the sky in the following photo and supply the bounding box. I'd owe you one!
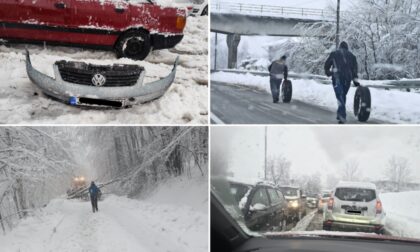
[211,126,420,185]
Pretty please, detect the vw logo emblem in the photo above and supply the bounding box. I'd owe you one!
[91,73,106,86]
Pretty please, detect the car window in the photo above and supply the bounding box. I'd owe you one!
[279,187,298,197]
[335,188,376,202]
[250,188,269,210]
[267,188,281,205]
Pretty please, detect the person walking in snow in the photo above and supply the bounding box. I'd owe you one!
[268,55,288,103]
[324,41,360,124]
[89,181,101,213]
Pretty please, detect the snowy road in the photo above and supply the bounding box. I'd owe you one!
[211,81,383,124]
[0,195,208,252]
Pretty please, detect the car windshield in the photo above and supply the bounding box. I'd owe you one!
[211,126,420,242]
[335,187,376,202]
[279,187,298,197]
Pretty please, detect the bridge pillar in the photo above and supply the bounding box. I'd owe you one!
[226,34,241,69]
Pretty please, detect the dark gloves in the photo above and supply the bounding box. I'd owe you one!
[325,69,332,77]
[353,78,360,87]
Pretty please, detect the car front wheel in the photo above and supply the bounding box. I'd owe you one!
[115,30,151,60]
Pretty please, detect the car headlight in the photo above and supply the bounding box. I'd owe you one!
[289,200,299,208]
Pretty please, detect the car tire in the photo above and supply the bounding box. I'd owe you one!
[281,80,292,103]
[115,30,151,60]
[353,86,371,122]
[201,6,208,16]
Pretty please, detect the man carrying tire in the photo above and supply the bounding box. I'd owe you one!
[324,41,360,124]
[268,55,288,103]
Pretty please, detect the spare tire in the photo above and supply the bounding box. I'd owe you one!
[354,86,371,122]
[281,79,292,103]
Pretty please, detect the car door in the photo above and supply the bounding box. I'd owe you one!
[267,188,284,228]
[69,0,129,31]
[245,187,270,231]
[20,0,69,26]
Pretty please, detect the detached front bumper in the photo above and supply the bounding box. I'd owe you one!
[25,50,179,108]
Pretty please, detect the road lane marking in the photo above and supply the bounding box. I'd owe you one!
[211,112,225,124]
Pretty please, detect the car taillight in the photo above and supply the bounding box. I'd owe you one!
[376,200,382,214]
[327,197,334,210]
[176,16,186,30]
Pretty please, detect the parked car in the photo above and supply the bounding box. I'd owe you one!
[228,180,253,206]
[191,0,208,16]
[306,193,319,208]
[323,181,386,234]
[278,186,307,222]
[174,0,208,16]
[239,182,289,232]
[0,0,187,60]
[318,190,332,213]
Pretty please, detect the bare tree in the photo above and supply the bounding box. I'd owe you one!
[266,155,291,185]
[341,159,361,181]
[386,156,412,192]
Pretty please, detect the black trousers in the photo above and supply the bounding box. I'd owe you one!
[91,195,98,212]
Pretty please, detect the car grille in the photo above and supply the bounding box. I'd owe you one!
[56,60,144,87]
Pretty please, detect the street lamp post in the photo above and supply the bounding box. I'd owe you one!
[336,0,340,49]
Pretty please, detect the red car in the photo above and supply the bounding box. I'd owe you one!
[0,0,187,60]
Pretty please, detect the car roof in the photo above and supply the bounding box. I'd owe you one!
[335,181,377,190]
[278,185,300,189]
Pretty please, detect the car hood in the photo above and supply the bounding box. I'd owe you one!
[264,231,420,244]
[284,196,299,200]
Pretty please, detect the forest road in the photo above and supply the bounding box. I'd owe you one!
[0,195,207,252]
[211,81,384,124]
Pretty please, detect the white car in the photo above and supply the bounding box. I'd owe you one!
[173,0,208,16]
[323,181,386,234]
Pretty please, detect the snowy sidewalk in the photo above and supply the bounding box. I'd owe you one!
[0,195,207,252]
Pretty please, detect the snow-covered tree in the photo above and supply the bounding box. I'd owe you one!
[266,155,291,186]
[340,159,361,181]
[385,156,412,192]
[278,0,420,80]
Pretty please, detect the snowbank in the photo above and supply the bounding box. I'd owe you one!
[211,71,420,123]
[381,191,420,239]
[0,16,207,124]
[146,175,208,213]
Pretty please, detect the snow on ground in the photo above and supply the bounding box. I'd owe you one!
[381,191,420,239]
[290,209,317,232]
[145,175,208,213]
[0,16,207,124]
[0,179,208,252]
[211,71,420,123]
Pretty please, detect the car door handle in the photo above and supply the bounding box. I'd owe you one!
[54,2,66,9]
[115,7,125,13]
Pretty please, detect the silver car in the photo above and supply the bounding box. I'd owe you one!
[323,181,386,234]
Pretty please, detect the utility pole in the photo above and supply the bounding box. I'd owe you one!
[336,0,340,49]
[214,32,218,70]
[264,126,267,180]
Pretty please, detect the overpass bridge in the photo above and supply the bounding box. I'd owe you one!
[211,2,335,68]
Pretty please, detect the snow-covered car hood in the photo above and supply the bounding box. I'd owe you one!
[285,196,299,200]
[264,231,420,244]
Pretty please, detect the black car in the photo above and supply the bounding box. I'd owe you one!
[240,182,289,232]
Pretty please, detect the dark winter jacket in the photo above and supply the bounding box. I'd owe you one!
[269,60,288,80]
[89,183,100,197]
[324,42,358,81]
